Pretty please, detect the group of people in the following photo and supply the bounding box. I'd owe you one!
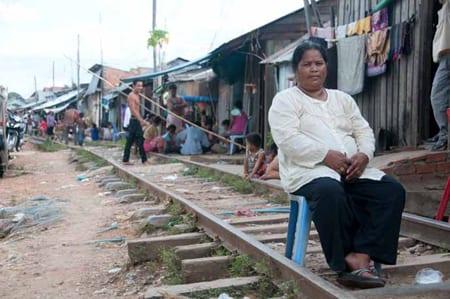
[122,82,251,163]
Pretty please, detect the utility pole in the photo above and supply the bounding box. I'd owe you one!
[303,0,313,36]
[34,76,38,102]
[52,61,55,89]
[152,0,157,72]
[77,34,80,100]
[99,13,104,66]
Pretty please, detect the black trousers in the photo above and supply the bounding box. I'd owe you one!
[293,175,405,272]
[122,119,147,163]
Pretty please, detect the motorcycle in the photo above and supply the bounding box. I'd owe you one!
[6,111,25,152]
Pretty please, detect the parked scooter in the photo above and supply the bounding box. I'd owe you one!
[6,111,25,152]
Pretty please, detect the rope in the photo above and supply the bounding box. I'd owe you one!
[64,55,245,149]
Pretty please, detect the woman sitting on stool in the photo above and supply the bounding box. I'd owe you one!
[268,41,405,289]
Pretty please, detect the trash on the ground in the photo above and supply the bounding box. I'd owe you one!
[235,208,256,217]
[98,191,112,197]
[162,174,178,181]
[12,213,25,223]
[0,196,64,238]
[76,174,87,181]
[218,294,233,299]
[415,268,444,284]
[108,267,122,274]
[97,222,118,234]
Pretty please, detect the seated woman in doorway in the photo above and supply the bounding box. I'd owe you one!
[268,41,405,289]
[223,101,248,137]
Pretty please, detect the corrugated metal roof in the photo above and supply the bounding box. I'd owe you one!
[260,35,309,65]
[170,68,215,82]
[85,69,101,96]
[32,89,81,111]
[122,54,212,83]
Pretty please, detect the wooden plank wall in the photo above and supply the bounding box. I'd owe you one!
[337,0,434,147]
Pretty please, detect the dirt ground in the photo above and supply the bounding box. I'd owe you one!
[0,144,151,298]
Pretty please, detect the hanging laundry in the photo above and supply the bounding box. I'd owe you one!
[401,16,415,56]
[371,8,389,32]
[311,26,335,40]
[390,23,402,60]
[355,16,372,35]
[335,25,347,39]
[366,28,390,77]
[337,35,367,95]
[347,21,357,36]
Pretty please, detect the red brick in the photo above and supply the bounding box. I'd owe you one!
[415,163,436,174]
[426,153,447,163]
[398,174,423,183]
[394,164,415,175]
[436,162,450,174]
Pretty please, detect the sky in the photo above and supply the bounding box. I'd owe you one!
[0,0,302,98]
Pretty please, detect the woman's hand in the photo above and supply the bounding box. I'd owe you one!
[346,153,369,181]
[323,150,350,175]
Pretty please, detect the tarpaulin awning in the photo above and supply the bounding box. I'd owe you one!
[182,96,217,103]
[44,97,79,114]
[260,36,308,65]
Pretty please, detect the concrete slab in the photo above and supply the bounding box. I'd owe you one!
[181,256,233,283]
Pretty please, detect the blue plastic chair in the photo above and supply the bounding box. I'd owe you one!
[285,195,312,267]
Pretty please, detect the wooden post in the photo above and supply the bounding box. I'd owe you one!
[303,0,313,36]
[310,0,323,27]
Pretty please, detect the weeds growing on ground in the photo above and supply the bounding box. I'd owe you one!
[183,166,254,194]
[159,248,183,284]
[229,254,255,277]
[36,139,66,152]
[75,149,108,167]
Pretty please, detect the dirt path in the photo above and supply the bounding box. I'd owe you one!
[0,145,142,298]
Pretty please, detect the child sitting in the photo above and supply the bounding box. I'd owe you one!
[260,143,280,180]
[243,133,265,179]
[162,124,180,154]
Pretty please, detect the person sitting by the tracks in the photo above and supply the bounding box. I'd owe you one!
[223,101,248,138]
[260,143,280,180]
[90,123,100,141]
[268,40,406,289]
[177,120,210,155]
[143,116,164,153]
[243,133,265,179]
[162,124,180,154]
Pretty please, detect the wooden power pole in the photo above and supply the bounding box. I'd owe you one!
[152,0,157,72]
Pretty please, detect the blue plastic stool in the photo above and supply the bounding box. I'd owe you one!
[285,195,383,274]
[285,195,312,267]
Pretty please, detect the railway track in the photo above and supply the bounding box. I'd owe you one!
[29,138,450,298]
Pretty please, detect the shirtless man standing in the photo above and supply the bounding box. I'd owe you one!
[63,106,80,145]
[122,80,149,164]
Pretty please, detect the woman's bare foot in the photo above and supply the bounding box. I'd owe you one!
[345,253,377,278]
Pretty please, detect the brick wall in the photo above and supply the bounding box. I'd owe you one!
[381,152,450,183]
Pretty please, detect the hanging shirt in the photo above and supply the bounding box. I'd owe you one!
[433,0,450,62]
[268,87,385,193]
[123,107,131,128]
[335,25,347,39]
[311,26,335,40]
[337,35,366,95]
[346,21,357,36]
[354,16,372,35]
[366,28,390,77]
[371,8,389,32]
[230,111,248,134]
